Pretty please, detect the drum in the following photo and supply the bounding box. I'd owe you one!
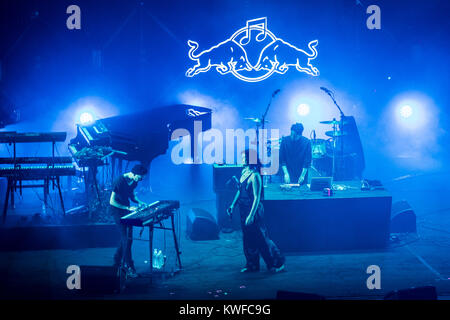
[311,139,330,159]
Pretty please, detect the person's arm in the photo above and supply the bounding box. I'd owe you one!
[227,189,241,217]
[298,168,308,184]
[110,192,135,211]
[282,165,290,183]
[280,139,290,183]
[298,140,312,184]
[245,173,262,226]
[130,192,146,206]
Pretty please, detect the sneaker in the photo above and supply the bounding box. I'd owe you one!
[240,267,259,273]
[270,264,285,273]
[125,266,138,278]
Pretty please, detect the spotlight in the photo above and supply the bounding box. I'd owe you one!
[399,105,413,118]
[297,103,310,116]
[79,112,94,125]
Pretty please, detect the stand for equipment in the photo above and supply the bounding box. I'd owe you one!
[3,176,65,223]
[246,90,281,184]
[322,89,346,180]
[122,209,182,284]
[1,135,68,223]
[145,212,182,281]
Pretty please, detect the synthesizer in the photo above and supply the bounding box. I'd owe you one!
[121,200,180,227]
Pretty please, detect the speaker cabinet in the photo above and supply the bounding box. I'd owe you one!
[186,208,219,241]
[391,200,416,233]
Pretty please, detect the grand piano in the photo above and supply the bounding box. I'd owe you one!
[69,104,212,167]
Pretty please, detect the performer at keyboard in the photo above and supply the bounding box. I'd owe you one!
[227,149,285,273]
[109,164,148,277]
[280,123,312,185]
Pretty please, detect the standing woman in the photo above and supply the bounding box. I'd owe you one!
[228,148,285,273]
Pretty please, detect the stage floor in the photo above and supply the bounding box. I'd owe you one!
[0,217,449,300]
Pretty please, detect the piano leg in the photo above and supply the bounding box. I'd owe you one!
[56,177,66,216]
[2,179,11,223]
[10,179,15,209]
[92,167,101,202]
[149,225,154,283]
[171,214,182,269]
[44,178,49,210]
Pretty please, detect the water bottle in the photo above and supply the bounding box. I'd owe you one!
[152,249,159,269]
[152,249,165,269]
[158,250,164,269]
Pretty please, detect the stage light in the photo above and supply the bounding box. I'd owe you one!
[79,112,94,125]
[382,92,440,170]
[392,97,429,130]
[399,105,413,118]
[297,103,310,116]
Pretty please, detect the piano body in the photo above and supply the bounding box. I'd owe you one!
[68,104,212,167]
[67,104,211,227]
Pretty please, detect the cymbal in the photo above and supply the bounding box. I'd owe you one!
[244,117,269,123]
[325,130,347,137]
[319,120,347,125]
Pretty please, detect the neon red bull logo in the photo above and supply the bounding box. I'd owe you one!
[186,17,319,82]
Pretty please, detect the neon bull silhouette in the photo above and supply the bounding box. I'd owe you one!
[255,39,319,76]
[186,39,252,77]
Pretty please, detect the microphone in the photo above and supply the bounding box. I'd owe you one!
[272,89,281,97]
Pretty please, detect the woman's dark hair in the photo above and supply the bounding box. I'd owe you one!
[242,148,264,199]
[242,148,261,172]
[131,164,148,176]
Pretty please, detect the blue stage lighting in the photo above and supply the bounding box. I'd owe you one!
[392,96,429,130]
[399,105,413,118]
[297,103,310,116]
[79,112,94,125]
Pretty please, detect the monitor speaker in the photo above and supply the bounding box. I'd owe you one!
[390,200,416,233]
[186,208,220,241]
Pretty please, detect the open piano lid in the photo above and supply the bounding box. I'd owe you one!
[69,104,212,165]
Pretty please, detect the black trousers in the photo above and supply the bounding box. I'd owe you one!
[111,207,134,267]
[239,204,284,270]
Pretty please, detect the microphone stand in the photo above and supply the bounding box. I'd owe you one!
[323,90,346,180]
[255,92,277,184]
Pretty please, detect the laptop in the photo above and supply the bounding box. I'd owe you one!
[309,177,333,191]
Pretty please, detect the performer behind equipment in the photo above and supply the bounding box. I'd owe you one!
[109,164,148,278]
[280,123,312,185]
[227,149,285,273]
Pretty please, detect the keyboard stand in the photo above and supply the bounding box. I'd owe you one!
[2,176,67,223]
[136,210,182,283]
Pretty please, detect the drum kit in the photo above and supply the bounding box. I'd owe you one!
[313,118,347,178]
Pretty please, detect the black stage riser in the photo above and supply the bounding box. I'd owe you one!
[0,224,119,251]
[264,196,391,252]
